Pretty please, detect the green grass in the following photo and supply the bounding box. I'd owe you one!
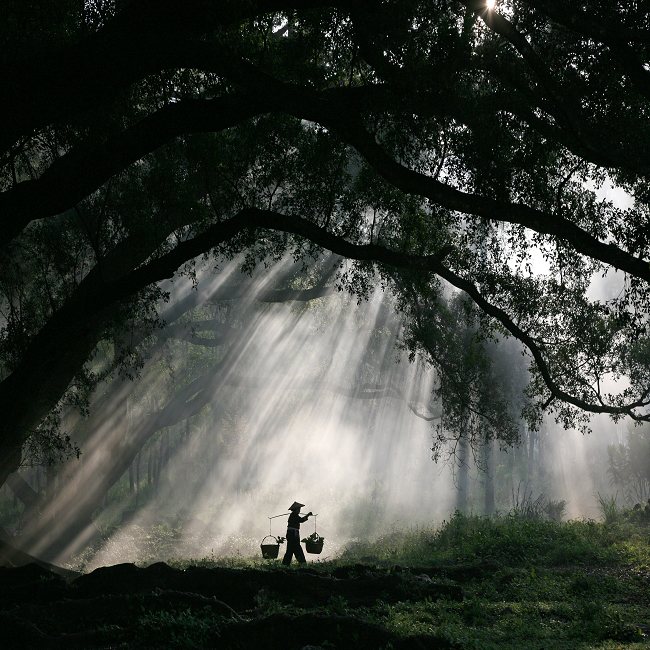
[109,512,650,648]
[339,512,646,568]
[332,512,650,649]
[135,608,222,649]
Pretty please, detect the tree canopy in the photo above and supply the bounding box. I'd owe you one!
[0,0,649,485]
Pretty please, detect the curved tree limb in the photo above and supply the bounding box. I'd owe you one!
[2,75,648,282]
[0,95,262,247]
[0,0,357,152]
[0,206,647,486]
[245,209,650,421]
[226,66,649,281]
[107,207,650,422]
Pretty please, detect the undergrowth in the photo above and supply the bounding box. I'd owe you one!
[334,513,650,649]
[339,511,650,569]
[74,512,650,648]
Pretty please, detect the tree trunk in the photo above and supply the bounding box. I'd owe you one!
[0,211,201,488]
[128,462,135,495]
[483,437,495,515]
[135,452,140,505]
[528,426,538,490]
[456,434,470,513]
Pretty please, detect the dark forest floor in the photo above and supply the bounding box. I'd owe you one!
[1,514,649,649]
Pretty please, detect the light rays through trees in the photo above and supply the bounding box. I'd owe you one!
[4,253,627,568]
[16,256,448,566]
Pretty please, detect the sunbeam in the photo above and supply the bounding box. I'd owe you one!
[6,251,629,571]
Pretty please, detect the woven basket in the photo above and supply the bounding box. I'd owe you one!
[260,535,280,559]
[305,538,324,554]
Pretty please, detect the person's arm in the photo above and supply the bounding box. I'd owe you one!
[299,512,312,523]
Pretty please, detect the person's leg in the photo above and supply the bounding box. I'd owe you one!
[295,540,306,564]
[283,530,298,565]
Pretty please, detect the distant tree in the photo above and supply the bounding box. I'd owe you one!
[608,424,650,504]
[0,0,649,488]
[398,288,522,455]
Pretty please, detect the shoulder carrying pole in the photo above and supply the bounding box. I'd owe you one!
[268,512,289,536]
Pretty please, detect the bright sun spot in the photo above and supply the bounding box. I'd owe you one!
[486,0,496,9]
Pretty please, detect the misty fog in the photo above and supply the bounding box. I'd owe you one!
[0,254,628,570]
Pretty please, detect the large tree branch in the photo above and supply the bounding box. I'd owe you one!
[4,1,648,183]
[104,208,650,422]
[324,120,649,281]
[0,95,262,247]
[427,263,650,422]
[242,208,648,421]
[3,72,648,283]
[223,67,649,282]
[0,0,360,152]
[0,206,647,485]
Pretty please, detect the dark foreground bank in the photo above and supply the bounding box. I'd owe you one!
[1,513,649,649]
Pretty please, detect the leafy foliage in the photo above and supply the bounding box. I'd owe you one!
[0,0,649,486]
[608,424,650,504]
[23,510,649,649]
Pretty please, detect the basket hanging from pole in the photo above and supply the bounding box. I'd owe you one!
[260,535,282,559]
[260,513,288,559]
[305,536,324,554]
[302,514,324,554]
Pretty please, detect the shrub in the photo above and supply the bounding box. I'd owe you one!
[136,608,219,649]
[340,511,639,568]
[597,493,622,525]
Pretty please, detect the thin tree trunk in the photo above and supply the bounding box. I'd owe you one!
[456,434,470,513]
[135,451,140,505]
[483,437,495,515]
[527,425,536,489]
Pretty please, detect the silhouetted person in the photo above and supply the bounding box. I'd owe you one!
[282,501,312,565]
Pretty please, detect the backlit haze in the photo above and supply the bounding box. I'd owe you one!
[9,254,624,569]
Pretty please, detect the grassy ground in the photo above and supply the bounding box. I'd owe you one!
[331,513,650,649]
[162,512,650,649]
[4,512,650,648]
